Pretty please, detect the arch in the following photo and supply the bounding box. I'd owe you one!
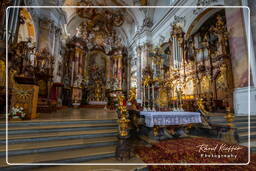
[18,8,36,43]
[185,8,224,39]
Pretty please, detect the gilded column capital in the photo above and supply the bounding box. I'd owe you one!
[112,55,122,60]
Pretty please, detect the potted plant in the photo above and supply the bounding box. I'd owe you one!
[9,106,26,120]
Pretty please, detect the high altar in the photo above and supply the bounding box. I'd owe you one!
[62,8,127,107]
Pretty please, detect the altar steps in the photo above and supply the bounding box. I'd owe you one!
[0,119,119,170]
[80,104,106,108]
[0,119,117,127]
[208,115,256,151]
[0,123,117,135]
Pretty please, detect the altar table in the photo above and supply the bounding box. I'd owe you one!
[140,111,202,127]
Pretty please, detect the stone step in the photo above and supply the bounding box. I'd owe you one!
[209,118,256,123]
[0,136,117,152]
[0,130,118,145]
[1,146,116,168]
[209,115,256,121]
[1,124,118,135]
[0,137,118,157]
[0,122,118,131]
[239,131,256,143]
[209,121,256,127]
[239,131,256,137]
[252,147,256,153]
[1,128,118,140]
[0,119,117,128]
[237,126,256,133]
[239,139,256,146]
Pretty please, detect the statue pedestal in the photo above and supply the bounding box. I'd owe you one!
[72,103,80,108]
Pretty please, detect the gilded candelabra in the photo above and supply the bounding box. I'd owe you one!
[142,75,151,111]
[197,98,210,116]
[224,107,234,127]
[128,88,137,110]
[117,95,130,137]
[116,94,132,161]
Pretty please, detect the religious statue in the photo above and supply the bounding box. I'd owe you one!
[128,88,137,110]
[94,80,104,101]
[73,74,82,87]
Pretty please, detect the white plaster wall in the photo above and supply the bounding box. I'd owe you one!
[234,87,256,115]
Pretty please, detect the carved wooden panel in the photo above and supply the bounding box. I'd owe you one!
[11,84,39,119]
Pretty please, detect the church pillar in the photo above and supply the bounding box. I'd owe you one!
[114,58,118,78]
[71,50,75,86]
[136,46,142,100]
[74,47,79,78]
[246,0,256,87]
[38,18,53,51]
[106,56,111,83]
[225,0,256,115]
[3,0,21,42]
[51,25,56,55]
[118,55,122,89]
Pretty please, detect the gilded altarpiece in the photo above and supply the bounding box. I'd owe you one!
[167,11,234,112]
[63,7,127,107]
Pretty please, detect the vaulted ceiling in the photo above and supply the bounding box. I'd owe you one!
[62,0,146,46]
[24,0,174,46]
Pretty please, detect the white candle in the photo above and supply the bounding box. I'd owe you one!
[152,85,155,111]
[148,85,150,109]
[141,85,143,107]
[152,85,154,101]
[143,85,146,108]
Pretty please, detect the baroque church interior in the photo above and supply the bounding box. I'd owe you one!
[0,0,256,170]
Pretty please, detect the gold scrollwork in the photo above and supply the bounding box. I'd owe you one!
[143,75,151,87]
[0,60,5,87]
[197,98,209,116]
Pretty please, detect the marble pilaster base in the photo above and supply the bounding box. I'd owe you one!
[233,86,256,115]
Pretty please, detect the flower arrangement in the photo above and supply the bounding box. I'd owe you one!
[9,106,26,119]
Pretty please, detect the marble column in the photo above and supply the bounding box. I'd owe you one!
[5,0,21,42]
[225,0,256,115]
[244,0,256,87]
[106,56,110,84]
[38,18,52,51]
[117,55,123,89]
[51,25,56,56]
[136,46,142,100]
[11,0,21,43]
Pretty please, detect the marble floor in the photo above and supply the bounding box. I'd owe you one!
[36,108,117,120]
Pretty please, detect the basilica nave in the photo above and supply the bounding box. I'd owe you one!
[0,0,256,170]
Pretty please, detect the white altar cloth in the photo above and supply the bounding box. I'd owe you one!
[88,101,107,105]
[140,111,202,127]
